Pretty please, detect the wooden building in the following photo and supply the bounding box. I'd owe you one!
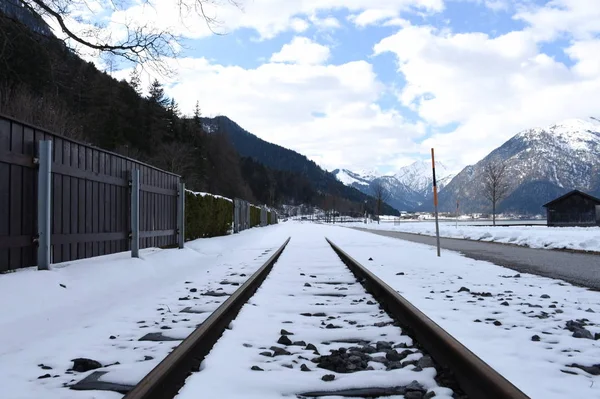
[543,190,600,227]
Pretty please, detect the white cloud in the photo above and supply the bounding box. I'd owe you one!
[349,9,400,27]
[270,37,331,65]
[374,22,600,171]
[77,0,446,43]
[515,0,600,41]
[112,47,426,172]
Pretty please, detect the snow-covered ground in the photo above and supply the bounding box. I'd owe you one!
[346,221,600,252]
[0,226,286,399]
[2,222,600,399]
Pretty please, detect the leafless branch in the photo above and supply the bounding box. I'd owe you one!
[14,0,242,74]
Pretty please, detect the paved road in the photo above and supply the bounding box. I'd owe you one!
[351,228,600,290]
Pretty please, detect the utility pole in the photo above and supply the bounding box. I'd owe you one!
[431,148,441,257]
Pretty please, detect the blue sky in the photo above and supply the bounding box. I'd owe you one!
[62,0,600,175]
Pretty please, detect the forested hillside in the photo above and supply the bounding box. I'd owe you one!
[0,8,396,215]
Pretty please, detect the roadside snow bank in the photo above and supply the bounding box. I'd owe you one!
[347,222,600,252]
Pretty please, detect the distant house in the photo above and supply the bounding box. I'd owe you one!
[542,190,600,227]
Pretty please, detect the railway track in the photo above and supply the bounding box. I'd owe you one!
[69,236,529,399]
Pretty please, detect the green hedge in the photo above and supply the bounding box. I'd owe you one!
[250,205,261,227]
[185,191,233,239]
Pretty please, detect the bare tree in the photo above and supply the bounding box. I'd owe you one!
[10,0,241,73]
[371,180,390,224]
[482,160,510,226]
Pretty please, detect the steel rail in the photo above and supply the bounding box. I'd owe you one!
[326,238,530,399]
[123,237,291,399]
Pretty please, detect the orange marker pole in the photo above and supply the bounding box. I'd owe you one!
[431,148,441,257]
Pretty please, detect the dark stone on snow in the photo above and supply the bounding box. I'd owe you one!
[278,335,293,345]
[586,308,595,313]
[138,332,181,342]
[325,324,342,329]
[565,320,594,339]
[189,288,197,292]
[270,346,291,356]
[567,363,600,376]
[313,312,327,317]
[474,319,482,323]
[59,284,66,289]
[72,358,102,373]
[109,336,116,339]
[406,380,426,392]
[493,321,502,326]
[38,364,52,370]
[304,283,312,287]
[143,356,154,361]
[370,356,387,364]
[322,374,335,382]
[366,300,376,305]
[299,387,406,397]
[300,313,312,317]
[385,350,408,362]
[396,272,405,276]
[292,341,307,346]
[306,343,318,351]
[301,364,311,372]
[368,258,373,261]
[417,355,434,368]
[259,351,272,357]
[282,364,293,369]
[540,294,550,299]
[361,345,377,354]
[500,301,509,306]
[69,371,133,394]
[202,291,229,297]
[281,329,294,335]
[376,341,392,351]
[531,335,541,342]
[160,326,172,330]
[38,374,52,379]
[458,287,470,293]
[251,366,264,371]
[573,330,593,339]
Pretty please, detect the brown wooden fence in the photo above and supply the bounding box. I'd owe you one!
[0,113,181,272]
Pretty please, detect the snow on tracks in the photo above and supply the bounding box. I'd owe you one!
[175,233,452,399]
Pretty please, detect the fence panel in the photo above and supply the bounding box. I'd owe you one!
[0,113,180,271]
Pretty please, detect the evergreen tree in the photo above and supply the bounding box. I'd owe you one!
[129,68,142,95]
[148,79,169,108]
[193,100,202,125]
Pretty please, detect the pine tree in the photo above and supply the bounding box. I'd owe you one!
[193,100,201,125]
[148,79,169,108]
[129,68,142,95]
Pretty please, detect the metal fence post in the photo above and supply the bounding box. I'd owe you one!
[37,140,52,270]
[131,169,140,258]
[178,182,185,248]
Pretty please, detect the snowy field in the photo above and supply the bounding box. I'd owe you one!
[346,221,600,252]
[0,227,287,399]
[1,222,600,399]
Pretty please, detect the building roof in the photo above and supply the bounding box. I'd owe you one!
[542,189,600,208]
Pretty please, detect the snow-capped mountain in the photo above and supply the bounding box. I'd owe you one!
[394,160,455,197]
[438,118,600,214]
[332,161,456,212]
